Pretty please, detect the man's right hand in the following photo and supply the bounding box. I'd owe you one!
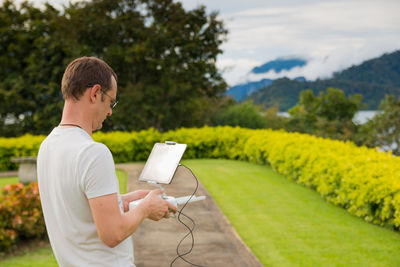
[140,189,177,220]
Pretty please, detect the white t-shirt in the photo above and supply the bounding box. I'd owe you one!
[37,127,134,267]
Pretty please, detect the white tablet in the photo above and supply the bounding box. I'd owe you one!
[139,142,187,184]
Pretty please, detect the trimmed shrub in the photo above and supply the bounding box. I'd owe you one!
[0,135,45,171]
[93,128,162,162]
[1,126,400,231]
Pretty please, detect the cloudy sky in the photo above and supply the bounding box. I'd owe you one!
[13,0,400,86]
[179,0,400,86]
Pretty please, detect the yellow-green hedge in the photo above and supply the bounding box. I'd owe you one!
[1,126,400,229]
[242,130,400,228]
[0,135,45,171]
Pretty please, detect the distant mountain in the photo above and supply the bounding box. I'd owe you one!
[247,50,400,111]
[251,58,307,74]
[226,57,307,101]
[226,79,273,102]
[332,52,400,86]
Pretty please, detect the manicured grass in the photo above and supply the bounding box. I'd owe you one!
[0,170,128,266]
[183,159,400,267]
[116,169,128,194]
[0,176,18,188]
[0,243,57,267]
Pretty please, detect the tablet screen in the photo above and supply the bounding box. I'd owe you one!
[139,142,187,184]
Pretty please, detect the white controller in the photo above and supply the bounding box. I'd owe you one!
[129,195,206,211]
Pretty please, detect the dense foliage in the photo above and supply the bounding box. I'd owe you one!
[0,0,228,136]
[248,50,400,111]
[355,95,400,155]
[287,88,362,140]
[0,182,45,252]
[1,126,400,233]
[212,101,267,129]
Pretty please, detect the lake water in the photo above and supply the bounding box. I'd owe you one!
[277,110,380,125]
[352,111,380,124]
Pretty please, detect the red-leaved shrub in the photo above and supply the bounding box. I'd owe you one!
[0,182,46,252]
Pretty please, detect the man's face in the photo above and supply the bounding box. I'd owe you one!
[93,76,117,131]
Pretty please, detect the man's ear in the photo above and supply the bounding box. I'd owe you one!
[89,84,101,103]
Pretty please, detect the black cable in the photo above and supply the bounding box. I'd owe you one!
[170,164,205,267]
[171,211,196,265]
[170,164,200,266]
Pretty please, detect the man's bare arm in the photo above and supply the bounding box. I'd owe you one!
[89,189,176,248]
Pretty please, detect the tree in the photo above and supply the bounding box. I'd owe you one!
[0,1,66,136]
[355,95,400,155]
[316,88,362,121]
[213,101,267,129]
[287,88,362,140]
[263,107,288,130]
[0,0,228,136]
[287,89,317,132]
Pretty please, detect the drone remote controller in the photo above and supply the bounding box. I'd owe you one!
[129,194,206,211]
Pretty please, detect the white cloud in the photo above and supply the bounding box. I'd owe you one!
[213,0,400,84]
[216,57,262,86]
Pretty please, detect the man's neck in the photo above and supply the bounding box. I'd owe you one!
[60,101,93,136]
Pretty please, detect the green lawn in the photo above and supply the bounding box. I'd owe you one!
[116,169,128,194]
[184,159,400,267]
[2,160,400,266]
[0,170,128,266]
[0,244,58,267]
[0,176,18,188]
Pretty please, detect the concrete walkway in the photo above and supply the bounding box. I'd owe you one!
[116,163,263,267]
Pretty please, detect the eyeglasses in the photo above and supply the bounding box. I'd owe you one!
[87,84,118,109]
[101,89,118,109]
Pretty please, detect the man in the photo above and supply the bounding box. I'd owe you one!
[37,57,176,266]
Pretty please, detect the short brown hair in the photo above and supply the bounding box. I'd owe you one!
[61,57,117,100]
